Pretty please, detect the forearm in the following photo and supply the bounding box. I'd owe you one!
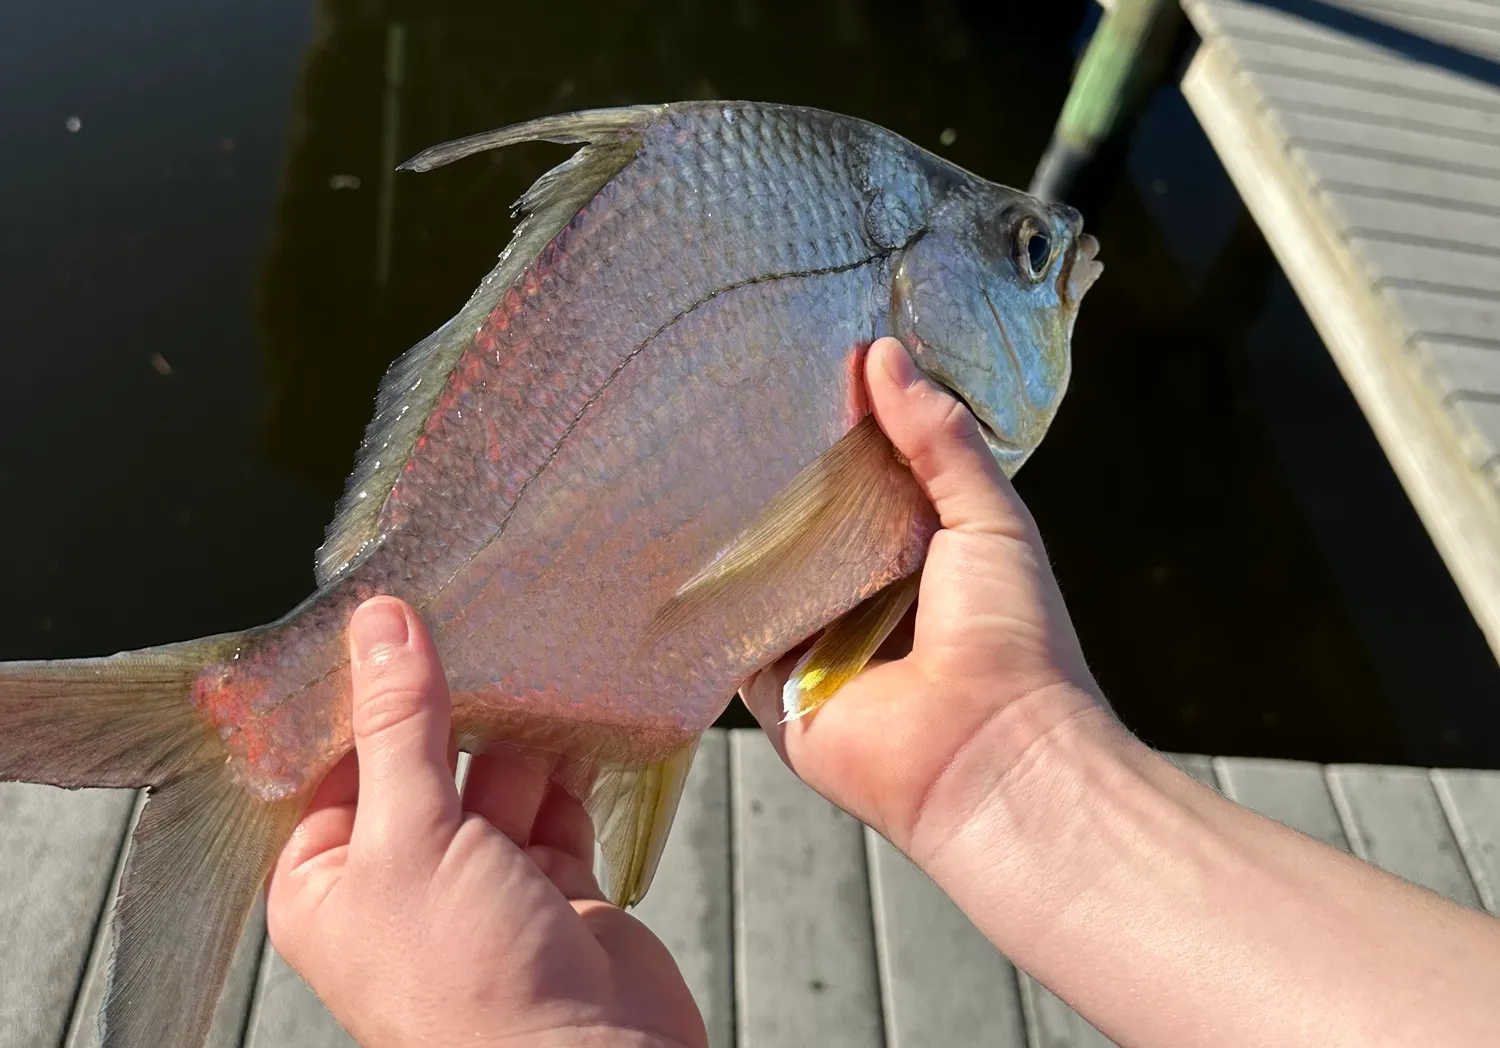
[914,695,1500,1048]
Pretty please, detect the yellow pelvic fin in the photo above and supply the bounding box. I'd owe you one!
[782,571,920,721]
[642,415,928,651]
[586,737,699,907]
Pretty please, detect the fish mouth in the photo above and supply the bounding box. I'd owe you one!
[930,377,1025,455]
[1062,232,1104,304]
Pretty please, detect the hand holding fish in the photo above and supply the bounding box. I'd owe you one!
[742,335,1107,860]
[747,339,1500,1048]
[265,596,707,1048]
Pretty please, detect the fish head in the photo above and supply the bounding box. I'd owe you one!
[891,185,1102,476]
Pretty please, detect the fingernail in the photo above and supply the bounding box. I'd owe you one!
[351,598,410,663]
[881,339,920,389]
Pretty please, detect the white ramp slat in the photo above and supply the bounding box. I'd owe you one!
[1180,11,1500,663]
[1250,71,1500,140]
[1277,109,1500,175]
[1017,752,1219,1048]
[1326,765,1483,907]
[864,830,1026,1048]
[731,730,882,1048]
[1213,757,1351,851]
[0,784,133,1048]
[242,946,355,1048]
[1328,194,1500,254]
[1430,769,1500,914]
[631,728,734,1048]
[63,812,268,1048]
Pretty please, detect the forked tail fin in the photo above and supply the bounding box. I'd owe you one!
[0,638,301,1048]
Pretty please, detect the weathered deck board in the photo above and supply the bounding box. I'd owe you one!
[1431,768,1500,912]
[1018,980,1118,1048]
[242,946,355,1048]
[1327,765,1483,907]
[865,830,1027,1048]
[629,729,734,1048]
[0,785,132,1048]
[731,731,883,1048]
[1181,0,1500,658]
[1214,757,1351,850]
[8,733,1500,1047]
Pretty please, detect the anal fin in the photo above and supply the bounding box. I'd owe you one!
[782,571,920,721]
[586,738,699,907]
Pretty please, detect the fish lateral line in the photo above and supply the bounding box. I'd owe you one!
[416,250,897,610]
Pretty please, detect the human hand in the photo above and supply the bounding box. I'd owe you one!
[266,596,706,1048]
[741,336,1116,868]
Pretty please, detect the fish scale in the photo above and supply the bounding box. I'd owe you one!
[0,100,1100,1048]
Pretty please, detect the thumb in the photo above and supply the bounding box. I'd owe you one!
[866,337,1037,542]
[347,595,460,864]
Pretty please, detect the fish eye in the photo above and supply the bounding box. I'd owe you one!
[1016,217,1052,282]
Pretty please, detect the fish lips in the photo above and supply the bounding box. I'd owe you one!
[1063,232,1104,305]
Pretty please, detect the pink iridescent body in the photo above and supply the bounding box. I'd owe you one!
[196,105,944,800]
[185,101,1096,803]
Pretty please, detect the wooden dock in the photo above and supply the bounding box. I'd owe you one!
[1173,0,1500,659]
[4,728,1498,1048]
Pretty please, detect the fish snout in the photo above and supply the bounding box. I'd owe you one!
[1063,232,1103,305]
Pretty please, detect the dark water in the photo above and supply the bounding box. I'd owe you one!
[2,0,1497,768]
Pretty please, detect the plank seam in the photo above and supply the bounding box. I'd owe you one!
[1273,99,1500,150]
[1319,180,1500,220]
[856,830,889,1048]
[1378,275,1500,301]
[1286,137,1500,182]
[722,729,740,1048]
[1347,228,1500,262]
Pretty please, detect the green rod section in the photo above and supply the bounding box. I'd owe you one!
[1031,0,1180,202]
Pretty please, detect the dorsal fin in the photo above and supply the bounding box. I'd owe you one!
[314,105,665,586]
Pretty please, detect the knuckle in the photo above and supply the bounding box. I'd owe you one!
[352,679,433,740]
[935,395,981,441]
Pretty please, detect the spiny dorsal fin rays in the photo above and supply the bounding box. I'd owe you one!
[314,106,665,587]
[641,414,930,654]
[397,106,665,174]
[781,570,920,721]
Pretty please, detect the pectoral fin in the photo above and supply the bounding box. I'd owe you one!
[586,738,699,907]
[642,415,929,650]
[782,570,920,721]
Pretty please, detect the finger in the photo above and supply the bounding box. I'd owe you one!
[529,845,607,902]
[461,746,557,845]
[529,783,596,866]
[270,751,359,887]
[347,595,460,864]
[866,337,1038,541]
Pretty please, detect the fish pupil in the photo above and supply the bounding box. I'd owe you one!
[1027,231,1051,275]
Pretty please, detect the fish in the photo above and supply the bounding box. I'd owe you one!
[0,100,1101,1048]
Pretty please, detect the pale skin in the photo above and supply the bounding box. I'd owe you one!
[268,337,1500,1048]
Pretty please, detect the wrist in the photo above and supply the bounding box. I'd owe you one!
[903,684,1188,949]
[901,678,1125,870]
